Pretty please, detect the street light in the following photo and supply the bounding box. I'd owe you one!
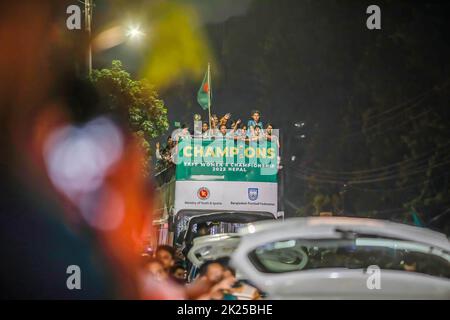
[126,26,145,39]
[84,0,146,75]
[92,23,147,53]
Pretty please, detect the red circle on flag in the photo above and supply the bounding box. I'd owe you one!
[197,187,210,200]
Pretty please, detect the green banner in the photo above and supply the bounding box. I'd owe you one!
[175,139,279,183]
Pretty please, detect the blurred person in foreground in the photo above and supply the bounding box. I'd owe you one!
[0,1,213,300]
[192,260,236,300]
[144,259,169,282]
[219,258,262,300]
[0,0,124,299]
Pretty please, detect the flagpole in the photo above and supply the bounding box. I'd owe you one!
[207,63,212,131]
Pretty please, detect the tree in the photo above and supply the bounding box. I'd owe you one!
[90,60,169,175]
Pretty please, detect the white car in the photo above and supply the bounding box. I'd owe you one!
[188,233,241,268]
[181,211,276,281]
[230,217,450,299]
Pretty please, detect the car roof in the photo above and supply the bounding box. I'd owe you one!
[187,233,241,267]
[239,217,450,251]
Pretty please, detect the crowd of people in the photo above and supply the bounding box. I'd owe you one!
[141,244,262,300]
[155,110,280,173]
[195,110,279,143]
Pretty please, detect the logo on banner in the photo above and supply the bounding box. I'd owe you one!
[248,188,259,201]
[197,187,210,200]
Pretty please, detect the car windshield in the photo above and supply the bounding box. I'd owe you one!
[175,220,247,246]
[250,237,450,279]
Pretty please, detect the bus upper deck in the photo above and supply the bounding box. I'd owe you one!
[153,129,283,247]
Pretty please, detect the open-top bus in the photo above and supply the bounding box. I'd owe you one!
[152,129,283,260]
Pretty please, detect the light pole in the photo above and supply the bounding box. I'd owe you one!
[85,0,93,75]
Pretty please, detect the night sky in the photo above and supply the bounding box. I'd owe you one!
[92,0,450,225]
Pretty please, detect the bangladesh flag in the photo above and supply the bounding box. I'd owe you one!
[197,64,211,110]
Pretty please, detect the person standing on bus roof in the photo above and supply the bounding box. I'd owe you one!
[266,123,280,149]
[201,122,211,139]
[247,110,263,137]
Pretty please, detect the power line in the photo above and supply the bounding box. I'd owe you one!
[292,156,450,185]
[364,90,431,121]
[296,141,450,177]
[346,80,449,126]
[294,150,450,182]
[347,177,440,193]
[342,81,449,139]
[368,108,434,138]
[344,97,430,139]
[294,158,449,184]
[298,155,431,179]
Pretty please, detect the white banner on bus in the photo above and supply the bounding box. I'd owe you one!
[174,181,278,215]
